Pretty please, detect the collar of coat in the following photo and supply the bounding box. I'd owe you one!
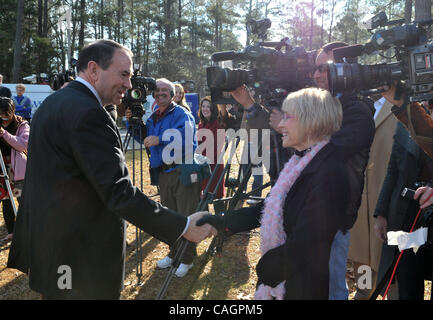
[290,142,337,178]
[67,80,101,107]
[151,102,177,120]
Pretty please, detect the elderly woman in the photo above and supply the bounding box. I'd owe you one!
[199,87,349,299]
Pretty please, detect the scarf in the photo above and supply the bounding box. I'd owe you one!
[254,138,329,300]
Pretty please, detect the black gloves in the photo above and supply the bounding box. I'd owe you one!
[196,206,262,236]
[196,213,233,237]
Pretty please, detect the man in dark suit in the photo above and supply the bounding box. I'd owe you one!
[0,74,12,98]
[7,39,216,300]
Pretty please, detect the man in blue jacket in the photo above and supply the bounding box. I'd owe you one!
[12,83,32,121]
[146,78,201,278]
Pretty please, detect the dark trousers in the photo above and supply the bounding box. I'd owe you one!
[159,168,201,264]
[396,246,433,300]
[2,199,17,234]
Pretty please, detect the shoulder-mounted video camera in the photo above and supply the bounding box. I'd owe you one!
[327,11,433,102]
[206,18,316,107]
[123,68,156,125]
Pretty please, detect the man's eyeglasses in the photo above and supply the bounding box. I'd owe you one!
[315,64,328,73]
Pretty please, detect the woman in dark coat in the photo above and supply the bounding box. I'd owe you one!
[199,87,350,299]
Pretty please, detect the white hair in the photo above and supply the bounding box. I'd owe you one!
[156,78,175,94]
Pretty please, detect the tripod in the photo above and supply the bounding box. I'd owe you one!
[122,116,155,286]
[0,148,18,218]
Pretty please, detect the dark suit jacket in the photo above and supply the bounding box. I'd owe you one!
[7,81,187,297]
[229,143,349,299]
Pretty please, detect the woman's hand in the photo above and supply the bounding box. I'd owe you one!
[414,186,433,209]
[0,127,4,135]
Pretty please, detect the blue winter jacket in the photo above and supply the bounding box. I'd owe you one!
[146,103,197,170]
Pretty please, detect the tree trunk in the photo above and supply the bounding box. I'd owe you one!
[79,0,86,49]
[38,0,43,37]
[100,0,104,39]
[309,0,314,50]
[43,0,48,37]
[415,0,431,37]
[405,0,412,23]
[178,0,182,46]
[328,0,336,42]
[12,0,25,82]
[414,0,431,21]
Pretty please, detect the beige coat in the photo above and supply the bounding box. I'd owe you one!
[348,99,397,271]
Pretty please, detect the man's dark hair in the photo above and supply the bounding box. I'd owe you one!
[319,41,357,63]
[76,39,130,73]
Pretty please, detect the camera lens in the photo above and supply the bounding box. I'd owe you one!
[327,62,403,95]
[130,89,142,100]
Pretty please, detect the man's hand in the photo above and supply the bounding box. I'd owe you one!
[143,136,159,147]
[374,216,388,242]
[183,211,218,243]
[230,85,255,109]
[269,108,283,133]
[380,83,404,107]
[414,186,433,209]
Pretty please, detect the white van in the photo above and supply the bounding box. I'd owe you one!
[2,83,54,118]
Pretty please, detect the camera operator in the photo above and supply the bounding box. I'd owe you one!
[313,42,376,300]
[373,121,433,299]
[127,78,202,278]
[230,41,376,299]
[0,97,29,244]
[230,86,292,184]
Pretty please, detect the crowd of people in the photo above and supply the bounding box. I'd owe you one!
[0,38,432,300]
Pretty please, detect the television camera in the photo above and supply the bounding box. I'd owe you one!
[327,11,433,102]
[206,18,316,107]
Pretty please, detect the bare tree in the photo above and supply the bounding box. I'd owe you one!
[328,0,337,42]
[12,0,25,82]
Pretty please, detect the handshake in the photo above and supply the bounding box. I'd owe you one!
[181,212,230,243]
[183,209,259,243]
